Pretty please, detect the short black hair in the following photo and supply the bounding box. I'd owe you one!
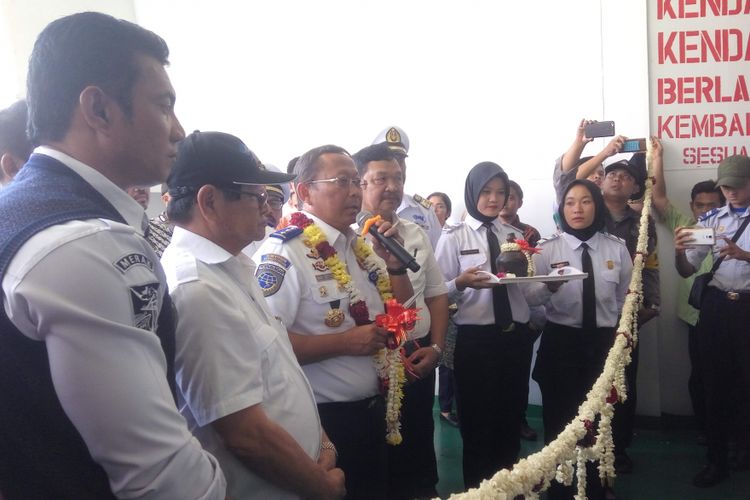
[507,180,524,201]
[691,179,725,204]
[27,11,170,145]
[352,143,400,176]
[0,100,32,160]
[286,156,300,174]
[427,191,452,217]
[294,145,350,185]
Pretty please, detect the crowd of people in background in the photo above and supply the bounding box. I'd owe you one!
[1,11,750,500]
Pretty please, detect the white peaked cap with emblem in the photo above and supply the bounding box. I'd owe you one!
[372,125,409,156]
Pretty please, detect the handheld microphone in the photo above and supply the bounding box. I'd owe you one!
[356,211,421,273]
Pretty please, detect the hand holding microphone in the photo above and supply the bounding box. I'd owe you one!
[357,211,421,272]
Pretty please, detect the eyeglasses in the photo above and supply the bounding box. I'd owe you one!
[361,175,404,187]
[605,171,635,183]
[267,198,284,210]
[307,176,363,190]
[225,189,268,206]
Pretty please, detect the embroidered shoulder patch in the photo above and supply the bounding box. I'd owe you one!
[698,207,720,222]
[114,253,154,274]
[270,226,303,241]
[130,282,160,332]
[256,262,287,297]
[261,253,291,269]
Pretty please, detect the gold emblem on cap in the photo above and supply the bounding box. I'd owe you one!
[386,127,401,144]
[325,308,345,328]
[607,260,614,270]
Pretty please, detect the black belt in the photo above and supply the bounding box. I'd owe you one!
[317,394,382,411]
[709,286,750,303]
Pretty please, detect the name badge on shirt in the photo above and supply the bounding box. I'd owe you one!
[551,261,569,269]
[460,249,480,255]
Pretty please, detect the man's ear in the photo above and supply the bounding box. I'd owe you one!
[195,185,219,223]
[296,181,310,206]
[79,86,115,133]
[1,153,23,182]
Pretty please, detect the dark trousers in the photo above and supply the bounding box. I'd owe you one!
[317,396,388,500]
[438,365,455,413]
[612,338,639,453]
[520,328,541,422]
[533,322,614,500]
[695,287,750,469]
[687,322,707,434]
[454,323,529,489]
[387,336,439,500]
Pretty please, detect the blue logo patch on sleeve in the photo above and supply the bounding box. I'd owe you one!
[256,262,286,297]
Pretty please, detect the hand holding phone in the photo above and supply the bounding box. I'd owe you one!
[584,121,615,139]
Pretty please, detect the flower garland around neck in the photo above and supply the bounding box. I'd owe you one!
[286,212,405,445]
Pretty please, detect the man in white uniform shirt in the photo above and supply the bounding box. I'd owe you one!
[352,143,448,499]
[372,126,442,249]
[0,12,225,499]
[254,144,414,500]
[161,131,345,500]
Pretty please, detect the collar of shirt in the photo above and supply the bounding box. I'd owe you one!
[562,231,600,252]
[465,214,504,232]
[727,204,750,216]
[170,226,234,265]
[34,146,148,235]
[303,210,357,251]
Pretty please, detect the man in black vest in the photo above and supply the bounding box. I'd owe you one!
[0,12,226,499]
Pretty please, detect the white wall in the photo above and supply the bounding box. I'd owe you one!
[1,0,698,416]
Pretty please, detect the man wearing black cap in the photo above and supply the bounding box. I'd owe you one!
[0,12,226,499]
[676,154,750,488]
[161,131,345,499]
[601,155,660,475]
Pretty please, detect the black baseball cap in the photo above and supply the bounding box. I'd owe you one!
[167,131,295,197]
[605,156,646,200]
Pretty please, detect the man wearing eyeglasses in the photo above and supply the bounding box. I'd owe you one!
[254,144,414,500]
[352,143,448,500]
[161,131,346,499]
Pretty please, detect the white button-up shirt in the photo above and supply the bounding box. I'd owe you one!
[434,215,545,326]
[253,212,384,403]
[528,232,633,328]
[397,193,442,250]
[686,205,750,292]
[162,227,321,499]
[352,216,448,341]
[2,147,226,500]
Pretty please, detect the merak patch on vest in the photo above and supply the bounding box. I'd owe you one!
[256,262,287,297]
[114,252,154,274]
[270,225,303,241]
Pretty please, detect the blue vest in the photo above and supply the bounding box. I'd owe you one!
[0,154,177,500]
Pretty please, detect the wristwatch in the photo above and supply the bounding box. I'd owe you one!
[430,343,444,362]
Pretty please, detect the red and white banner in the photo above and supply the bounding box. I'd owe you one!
[649,0,750,169]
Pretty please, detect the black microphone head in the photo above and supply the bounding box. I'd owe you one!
[356,210,374,227]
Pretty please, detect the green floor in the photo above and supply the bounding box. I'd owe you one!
[434,404,750,499]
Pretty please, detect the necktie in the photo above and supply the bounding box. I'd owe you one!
[580,242,597,330]
[483,222,513,330]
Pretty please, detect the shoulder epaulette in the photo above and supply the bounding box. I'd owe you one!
[442,222,462,234]
[698,207,721,222]
[413,193,432,209]
[602,232,627,245]
[270,225,303,242]
[538,233,561,245]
